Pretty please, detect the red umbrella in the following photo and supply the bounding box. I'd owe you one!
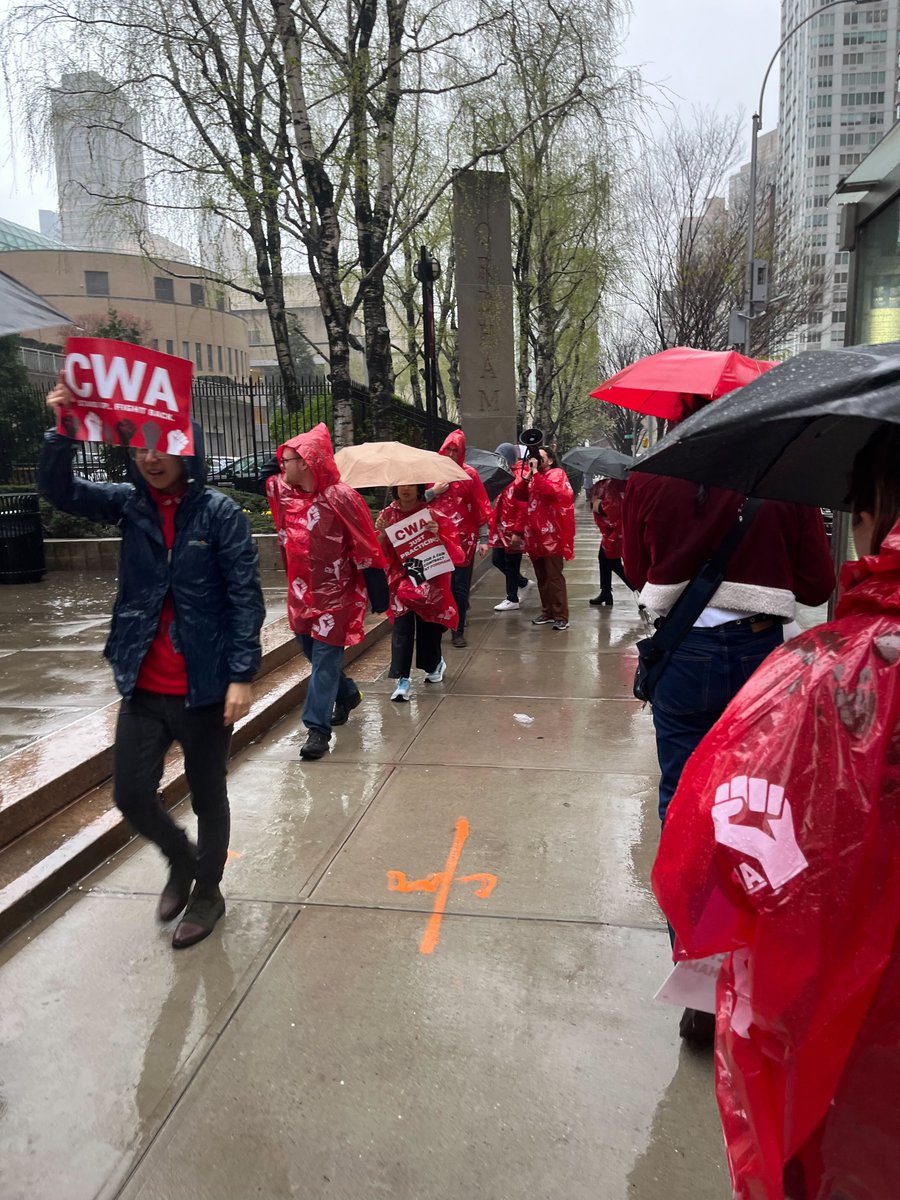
[591,347,777,421]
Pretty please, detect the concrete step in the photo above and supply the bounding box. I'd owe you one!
[0,617,390,944]
[0,617,302,851]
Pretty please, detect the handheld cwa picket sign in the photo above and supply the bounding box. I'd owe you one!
[384,507,454,584]
[58,337,194,454]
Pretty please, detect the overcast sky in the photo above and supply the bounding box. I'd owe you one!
[0,0,783,234]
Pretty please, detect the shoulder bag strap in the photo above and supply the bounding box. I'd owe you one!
[648,497,765,656]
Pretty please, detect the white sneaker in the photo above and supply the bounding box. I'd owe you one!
[519,579,533,592]
[391,677,411,702]
[494,599,520,611]
[424,658,446,683]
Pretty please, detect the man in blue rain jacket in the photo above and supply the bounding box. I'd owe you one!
[39,384,264,948]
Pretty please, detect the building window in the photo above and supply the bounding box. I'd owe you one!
[182,340,190,359]
[150,338,159,351]
[217,345,223,371]
[228,346,233,373]
[154,276,175,303]
[248,327,261,346]
[841,91,885,105]
[832,310,847,324]
[84,270,109,296]
[190,282,205,306]
[206,344,213,370]
[194,342,202,369]
[166,339,174,355]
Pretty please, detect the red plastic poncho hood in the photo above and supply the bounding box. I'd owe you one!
[276,423,340,494]
[652,517,900,1200]
[836,518,900,619]
[439,429,467,466]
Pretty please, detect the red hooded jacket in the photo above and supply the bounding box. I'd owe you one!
[378,498,465,629]
[489,460,529,552]
[428,430,492,565]
[652,520,900,1200]
[266,424,384,647]
[590,478,626,559]
[513,464,575,560]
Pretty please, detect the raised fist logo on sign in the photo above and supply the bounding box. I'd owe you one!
[712,775,808,894]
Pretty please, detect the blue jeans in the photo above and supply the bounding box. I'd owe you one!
[299,636,358,735]
[651,623,784,825]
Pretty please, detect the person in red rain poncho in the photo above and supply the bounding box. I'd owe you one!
[588,476,633,608]
[488,443,532,612]
[424,430,492,648]
[267,424,388,761]
[513,446,575,630]
[376,483,465,702]
[652,425,900,1200]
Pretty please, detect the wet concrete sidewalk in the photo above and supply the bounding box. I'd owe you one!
[0,515,729,1200]
[0,571,290,759]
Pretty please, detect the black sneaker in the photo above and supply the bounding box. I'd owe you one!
[332,689,363,726]
[531,614,554,626]
[589,594,613,607]
[172,886,226,949]
[300,729,331,759]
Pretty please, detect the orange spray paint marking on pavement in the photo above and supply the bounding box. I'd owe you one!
[226,849,242,861]
[387,817,498,955]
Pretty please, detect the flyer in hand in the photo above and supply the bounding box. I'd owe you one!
[56,337,194,454]
[384,507,453,584]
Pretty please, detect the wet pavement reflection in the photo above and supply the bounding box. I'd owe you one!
[0,517,728,1200]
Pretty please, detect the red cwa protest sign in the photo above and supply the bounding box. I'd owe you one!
[58,337,194,455]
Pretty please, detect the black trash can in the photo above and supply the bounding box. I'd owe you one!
[0,493,45,584]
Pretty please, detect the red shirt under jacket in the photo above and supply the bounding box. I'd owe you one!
[135,484,189,695]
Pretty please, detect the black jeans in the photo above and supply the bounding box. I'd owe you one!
[491,547,528,602]
[113,690,233,887]
[389,612,444,678]
[450,563,474,633]
[598,547,632,597]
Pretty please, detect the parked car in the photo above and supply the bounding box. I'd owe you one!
[207,452,273,495]
[206,455,235,476]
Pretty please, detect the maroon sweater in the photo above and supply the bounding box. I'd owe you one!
[622,473,835,618]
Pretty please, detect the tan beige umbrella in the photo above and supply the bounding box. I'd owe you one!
[334,441,469,486]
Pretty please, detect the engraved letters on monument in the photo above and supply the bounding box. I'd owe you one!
[452,170,516,449]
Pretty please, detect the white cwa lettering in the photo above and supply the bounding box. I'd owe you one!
[141,366,178,410]
[63,353,179,411]
[90,354,147,402]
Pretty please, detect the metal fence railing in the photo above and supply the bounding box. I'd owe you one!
[0,375,458,486]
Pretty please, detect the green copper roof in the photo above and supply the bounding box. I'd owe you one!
[0,216,70,252]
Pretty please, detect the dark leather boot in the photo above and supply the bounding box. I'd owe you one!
[172,885,226,949]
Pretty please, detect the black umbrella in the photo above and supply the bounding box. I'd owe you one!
[465,448,513,500]
[562,445,634,480]
[0,269,71,336]
[631,342,900,511]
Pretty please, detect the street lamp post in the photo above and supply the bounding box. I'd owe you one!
[414,246,442,450]
[739,0,879,355]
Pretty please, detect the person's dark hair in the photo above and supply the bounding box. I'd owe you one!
[542,446,561,468]
[849,424,900,555]
[390,483,427,502]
